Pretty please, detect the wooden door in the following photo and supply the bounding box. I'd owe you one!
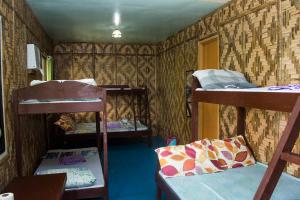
[198,36,219,140]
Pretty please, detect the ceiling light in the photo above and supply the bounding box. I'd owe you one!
[113,12,121,26]
[112,29,122,38]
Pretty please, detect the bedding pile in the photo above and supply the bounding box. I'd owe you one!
[54,114,148,134]
[193,69,256,89]
[155,135,255,178]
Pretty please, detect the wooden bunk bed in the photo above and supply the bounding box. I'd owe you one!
[156,77,300,200]
[58,85,152,147]
[12,81,109,200]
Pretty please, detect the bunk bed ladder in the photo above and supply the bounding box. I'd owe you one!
[254,97,300,200]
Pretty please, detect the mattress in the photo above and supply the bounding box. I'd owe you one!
[65,121,149,135]
[20,98,101,104]
[35,147,104,190]
[196,87,300,93]
[161,163,300,200]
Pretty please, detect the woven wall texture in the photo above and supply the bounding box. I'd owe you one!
[53,43,158,131]
[0,0,53,191]
[157,0,300,177]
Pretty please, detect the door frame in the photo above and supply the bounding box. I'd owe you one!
[197,34,220,139]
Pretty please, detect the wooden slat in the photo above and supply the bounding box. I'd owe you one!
[193,90,300,112]
[17,81,105,100]
[281,152,300,165]
[18,102,104,114]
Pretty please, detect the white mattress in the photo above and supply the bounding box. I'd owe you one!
[35,147,104,190]
[65,121,149,135]
[20,98,102,105]
[196,87,300,93]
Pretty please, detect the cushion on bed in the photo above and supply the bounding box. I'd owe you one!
[36,167,96,189]
[193,69,256,89]
[155,139,223,178]
[211,135,255,169]
[30,79,97,86]
[54,114,76,132]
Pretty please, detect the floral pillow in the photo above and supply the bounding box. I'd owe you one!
[54,114,76,133]
[211,135,255,169]
[155,139,223,178]
[187,139,223,173]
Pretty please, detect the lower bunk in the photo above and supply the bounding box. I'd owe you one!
[157,162,300,200]
[55,117,152,147]
[35,147,107,199]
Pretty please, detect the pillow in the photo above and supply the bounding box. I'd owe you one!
[36,167,96,189]
[193,69,256,89]
[211,135,255,169]
[54,114,76,132]
[156,145,195,178]
[30,79,97,86]
[155,139,223,178]
[187,139,223,173]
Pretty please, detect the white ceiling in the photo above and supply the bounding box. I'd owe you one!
[26,0,229,43]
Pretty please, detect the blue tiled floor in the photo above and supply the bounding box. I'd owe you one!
[107,136,165,200]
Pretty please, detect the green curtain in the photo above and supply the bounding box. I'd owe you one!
[45,56,53,81]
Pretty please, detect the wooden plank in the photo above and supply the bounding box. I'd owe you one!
[18,102,104,114]
[281,152,300,165]
[3,174,66,200]
[193,89,300,112]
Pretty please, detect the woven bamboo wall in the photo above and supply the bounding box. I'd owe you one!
[53,43,158,131]
[158,0,300,177]
[0,0,53,191]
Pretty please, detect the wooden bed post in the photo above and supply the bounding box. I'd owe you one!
[191,77,200,142]
[102,90,109,200]
[254,97,300,200]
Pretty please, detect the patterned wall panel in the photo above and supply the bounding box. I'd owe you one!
[116,55,137,87]
[95,55,116,85]
[280,0,300,84]
[54,43,72,54]
[157,0,300,179]
[0,0,52,190]
[72,54,94,79]
[53,54,73,80]
[244,4,278,86]
[73,43,94,54]
[54,43,157,131]
[220,18,244,72]
[95,43,114,54]
[199,11,219,39]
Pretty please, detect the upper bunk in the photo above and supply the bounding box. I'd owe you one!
[13,80,106,114]
[101,85,148,95]
[192,77,300,113]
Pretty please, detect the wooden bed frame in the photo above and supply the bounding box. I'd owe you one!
[156,77,300,200]
[12,81,109,200]
[60,85,152,147]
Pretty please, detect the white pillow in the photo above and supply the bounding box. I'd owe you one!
[30,79,97,86]
[192,69,256,89]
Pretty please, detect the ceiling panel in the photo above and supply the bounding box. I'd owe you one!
[26,0,229,43]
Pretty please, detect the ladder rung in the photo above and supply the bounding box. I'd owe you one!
[281,152,300,165]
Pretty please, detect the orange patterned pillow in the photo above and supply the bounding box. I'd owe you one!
[211,135,255,169]
[155,139,223,178]
[187,139,223,174]
[54,114,76,133]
